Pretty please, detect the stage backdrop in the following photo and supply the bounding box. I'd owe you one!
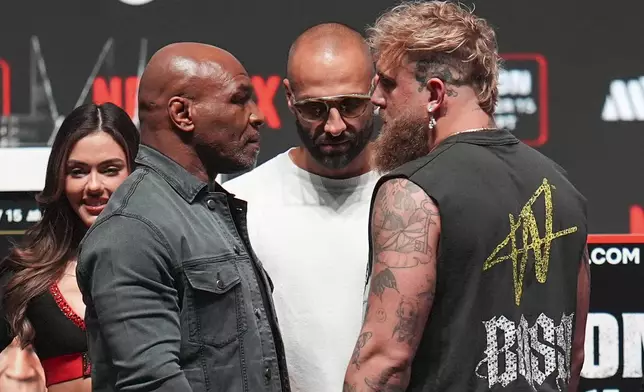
[1,0,644,390]
[0,0,644,232]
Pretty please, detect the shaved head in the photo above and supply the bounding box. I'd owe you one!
[137,42,264,178]
[286,23,374,92]
[283,23,375,178]
[138,42,246,132]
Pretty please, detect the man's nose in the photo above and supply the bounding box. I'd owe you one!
[324,108,347,137]
[371,86,386,109]
[250,101,266,129]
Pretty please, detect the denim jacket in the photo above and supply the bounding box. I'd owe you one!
[77,145,290,392]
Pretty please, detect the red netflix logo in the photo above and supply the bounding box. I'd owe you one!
[93,77,139,119]
[251,75,281,129]
[92,75,283,129]
[0,58,10,116]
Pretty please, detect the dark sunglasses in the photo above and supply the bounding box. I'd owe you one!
[292,93,373,122]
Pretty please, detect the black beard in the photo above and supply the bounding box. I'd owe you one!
[373,111,430,173]
[295,118,374,170]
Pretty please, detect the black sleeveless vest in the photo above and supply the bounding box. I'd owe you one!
[367,130,587,391]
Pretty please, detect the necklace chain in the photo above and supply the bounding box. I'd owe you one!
[450,127,497,136]
[429,127,497,153]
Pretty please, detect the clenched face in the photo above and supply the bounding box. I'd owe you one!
[190,63,265,174]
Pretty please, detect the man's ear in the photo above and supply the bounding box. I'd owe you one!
[168,96,195,132]
[283,78,295,114]
[426,77,447,116]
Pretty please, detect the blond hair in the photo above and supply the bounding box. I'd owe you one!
[367,1,502,115]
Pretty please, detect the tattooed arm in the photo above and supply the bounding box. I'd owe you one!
[343,178,440,392]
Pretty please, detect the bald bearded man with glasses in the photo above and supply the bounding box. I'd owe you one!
[223,23,380,392]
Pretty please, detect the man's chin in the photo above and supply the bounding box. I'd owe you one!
[311,140,372,169]
[216,155,258,175]
[310,151,352,170]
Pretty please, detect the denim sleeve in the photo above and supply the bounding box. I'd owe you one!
[77,214,192,391]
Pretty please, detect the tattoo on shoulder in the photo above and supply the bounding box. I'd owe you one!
[392,296,420,345]
[350,331,373,370]
[370,179,439,300]
[372,179,438,261]
[373,180,438,261]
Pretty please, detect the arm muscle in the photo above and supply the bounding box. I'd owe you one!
[345,178,440,391]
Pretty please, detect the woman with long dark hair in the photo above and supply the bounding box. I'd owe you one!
[0,102,140,392]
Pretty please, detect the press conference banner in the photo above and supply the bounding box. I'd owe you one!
[0,192,39,261]
[580,234,644,392]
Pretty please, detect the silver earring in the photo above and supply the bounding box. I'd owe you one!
[428,115,437,130]
[427,103,437,130]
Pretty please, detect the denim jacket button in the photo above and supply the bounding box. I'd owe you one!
[254,308,261,320]
[206,199,216,210]
[216,279,225,290]
[264,367,271,381]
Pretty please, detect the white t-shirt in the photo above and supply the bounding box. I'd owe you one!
[223,149,381,392]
